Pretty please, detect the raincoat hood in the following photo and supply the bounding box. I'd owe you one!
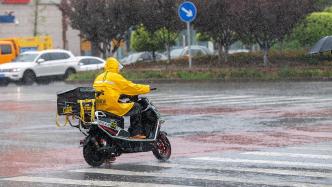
[104,57,122,73]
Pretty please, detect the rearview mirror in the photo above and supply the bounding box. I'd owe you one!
[37,59,45,64]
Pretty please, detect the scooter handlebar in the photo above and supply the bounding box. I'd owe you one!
[96,90,104,97]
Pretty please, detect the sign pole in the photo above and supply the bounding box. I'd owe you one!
[178,1,197,69]
[187,22,192,69]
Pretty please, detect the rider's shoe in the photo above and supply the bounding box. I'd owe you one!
[129,134,146,139]
[108,157,116,162]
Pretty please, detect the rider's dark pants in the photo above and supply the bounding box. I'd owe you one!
[125,103,144,136]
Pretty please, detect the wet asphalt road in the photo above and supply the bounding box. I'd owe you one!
[0,81,332,187]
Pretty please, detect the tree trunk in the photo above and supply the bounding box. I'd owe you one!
[61,12,68,49]
[166,42,171,63]
[152,50,156,62]
[263,47,270,66]
[111,40,122,57]
[217,42,223,64]
[91,41,100,57]
[33,0,39,36]
[166,31,171,63]
[224,45,229,63]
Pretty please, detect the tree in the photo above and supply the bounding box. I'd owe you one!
[315,0,332,9]
[139,0,182,62]
[131,26,177,61]
[131,25,164,60]
[194,0,238,63]
[55,0,70,50]
[231,0,317,65]
[68,0,140,57]
[196,32,211,42]
[33,0,40,36]
[291,11,332,48]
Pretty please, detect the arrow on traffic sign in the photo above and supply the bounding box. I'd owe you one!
[181,7,193,17]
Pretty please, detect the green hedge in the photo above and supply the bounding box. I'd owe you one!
[125,50,332,69]
[68,50,332,82]
[68,67,332,82]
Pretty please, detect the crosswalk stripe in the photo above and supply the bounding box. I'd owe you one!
[141,163,332,178]
[149,94,228,101]
[148,94,193,100]
[180,98,329,107]
[181,96,317,105]
[1,176,191,187]
[150,94,332,107]
[53,93,331,106]
[154,96,318,106]
[286,147,332,152]
[154,95,254,104]
[180,99,295,106]
[242,152,332,159]
[70,168,329,187]
[191,157,332,168]
[149,94,252,101]
[155,97,268,105]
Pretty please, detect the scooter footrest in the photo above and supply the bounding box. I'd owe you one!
[117,130,130,137]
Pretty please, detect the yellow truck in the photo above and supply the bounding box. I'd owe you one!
[0,36,53,64]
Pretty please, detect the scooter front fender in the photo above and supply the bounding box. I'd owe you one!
[159,131,168,137]
[83,135,97,147]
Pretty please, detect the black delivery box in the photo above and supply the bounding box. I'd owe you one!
[57,87,96,116]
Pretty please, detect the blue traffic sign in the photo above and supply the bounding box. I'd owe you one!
[178,1,197,23]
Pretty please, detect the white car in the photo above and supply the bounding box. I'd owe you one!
[228,49,250,54]
[0,49,78,86]
[170,45,213,59]
[76,56,105,72]
[121,52,167,65]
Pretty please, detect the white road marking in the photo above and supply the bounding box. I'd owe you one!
[153,95,319,106]
[242,152,332,159]
[70,168,328,187]
[191,157,332,168]
[154,95,254,104]
[181,97,315,106]
[149,94,251,101]
[0,176,191,187]
[142,163,332,178]
[286,147,332,152]
[52,93,332,106]
[150,93,332,107]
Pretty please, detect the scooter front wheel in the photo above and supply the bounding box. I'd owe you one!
[152,133,171,161]
[83,141,105,167]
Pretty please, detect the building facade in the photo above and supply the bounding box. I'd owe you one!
[0,0,81,55]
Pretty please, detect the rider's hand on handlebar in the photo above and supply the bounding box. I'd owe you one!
[96,90,104,97]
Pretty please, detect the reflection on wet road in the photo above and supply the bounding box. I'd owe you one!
[0,82,331,186]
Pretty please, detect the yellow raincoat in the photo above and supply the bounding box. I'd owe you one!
[93,58,150,116]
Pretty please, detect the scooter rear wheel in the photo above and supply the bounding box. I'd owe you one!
[152,133,171,161]
[83,142,105,167]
